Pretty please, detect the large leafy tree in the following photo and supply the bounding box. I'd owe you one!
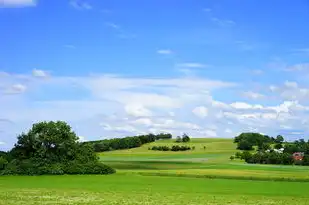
[2,121,115,175]
[10,121,79,163]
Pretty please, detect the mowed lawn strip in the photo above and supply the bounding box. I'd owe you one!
[1,174,309,205]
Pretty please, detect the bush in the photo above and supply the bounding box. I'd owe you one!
[230,156,235,160]
[150,145,191,152]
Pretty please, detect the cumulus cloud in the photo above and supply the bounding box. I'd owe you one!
[32,69,49,78]
[0,0,36,8]
[192,106,208,118]
[125,104,153,117]
[2,69,309,148]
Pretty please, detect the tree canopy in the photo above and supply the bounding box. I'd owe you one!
[0,121,115,175]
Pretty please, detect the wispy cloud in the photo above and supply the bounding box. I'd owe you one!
[157,49,173,55]
[242,91,265,100]
[105,22,136,39]
[105,22,121,30]
[203,8,212,12]
[69,0,92,10]
[176,63,208,68]
[0,0,36,8]
[251,69,263,75]
[64,44,76,49]
[284,63,309,72]
[291,48,309,56]
[211,17,235,27]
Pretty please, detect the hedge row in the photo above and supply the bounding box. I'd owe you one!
[85,133,172,152]
[149,145,192,151]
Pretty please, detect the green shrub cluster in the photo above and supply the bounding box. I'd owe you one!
[149,145,191,151]
[0,121,115,176]
[86,133,172,152]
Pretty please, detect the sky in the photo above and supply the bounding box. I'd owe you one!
[1,0,309,150]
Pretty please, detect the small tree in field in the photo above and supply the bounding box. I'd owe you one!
[182,133,190,142]
[230,155,235,161]
[176,136,182,143]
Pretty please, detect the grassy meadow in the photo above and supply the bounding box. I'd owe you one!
[2,138,309,204]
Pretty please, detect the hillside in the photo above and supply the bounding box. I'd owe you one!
[98,138,236,161]
[99,137,309,181]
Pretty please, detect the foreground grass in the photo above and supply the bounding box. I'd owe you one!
[1,174,309,205]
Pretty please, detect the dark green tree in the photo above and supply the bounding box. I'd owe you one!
[182,133,190,142]
[2,121,115,175]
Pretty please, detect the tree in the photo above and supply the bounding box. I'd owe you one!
[0,157,8,170]
[182,133,190,142]
[258,143,271,152]
[230,156,235,161]
[275,135,284,143]
[176,136,182,143]
[274,143,283,149]
[1,121,115,175]
[237,140,253,150]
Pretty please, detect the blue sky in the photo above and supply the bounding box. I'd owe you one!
[1,0,309,150]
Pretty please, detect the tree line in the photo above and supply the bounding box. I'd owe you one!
[233,132,309,166]
[0,121,115,175]
[149,145,192,151]
[84,133,172,152]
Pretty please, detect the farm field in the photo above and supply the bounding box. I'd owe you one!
[2,138,309,204]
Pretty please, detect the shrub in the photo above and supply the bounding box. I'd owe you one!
[230,156,235,160]
[150,145,191,152]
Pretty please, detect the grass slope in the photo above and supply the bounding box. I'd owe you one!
[99,138,309,181]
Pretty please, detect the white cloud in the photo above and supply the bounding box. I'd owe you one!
[3,84,27,95]
[157,49,173,55]
[284,81,298,88]
[131,118,153,127]
[0,0,36,7]
[192,106,208,118]
[284,63,309,72]
[211,17,235,27]
[69,0,92,10]
[77,136,87,142]
[3,69,309,148]
[32,69,49,78]
[105,22,121,29]
[242,91,264,99]
[230,102,263,110]
[176,63,208,68]
[124,104,153,117]
[0,141,5,145]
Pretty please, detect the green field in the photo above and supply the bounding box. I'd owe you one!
[2,138,309,204]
